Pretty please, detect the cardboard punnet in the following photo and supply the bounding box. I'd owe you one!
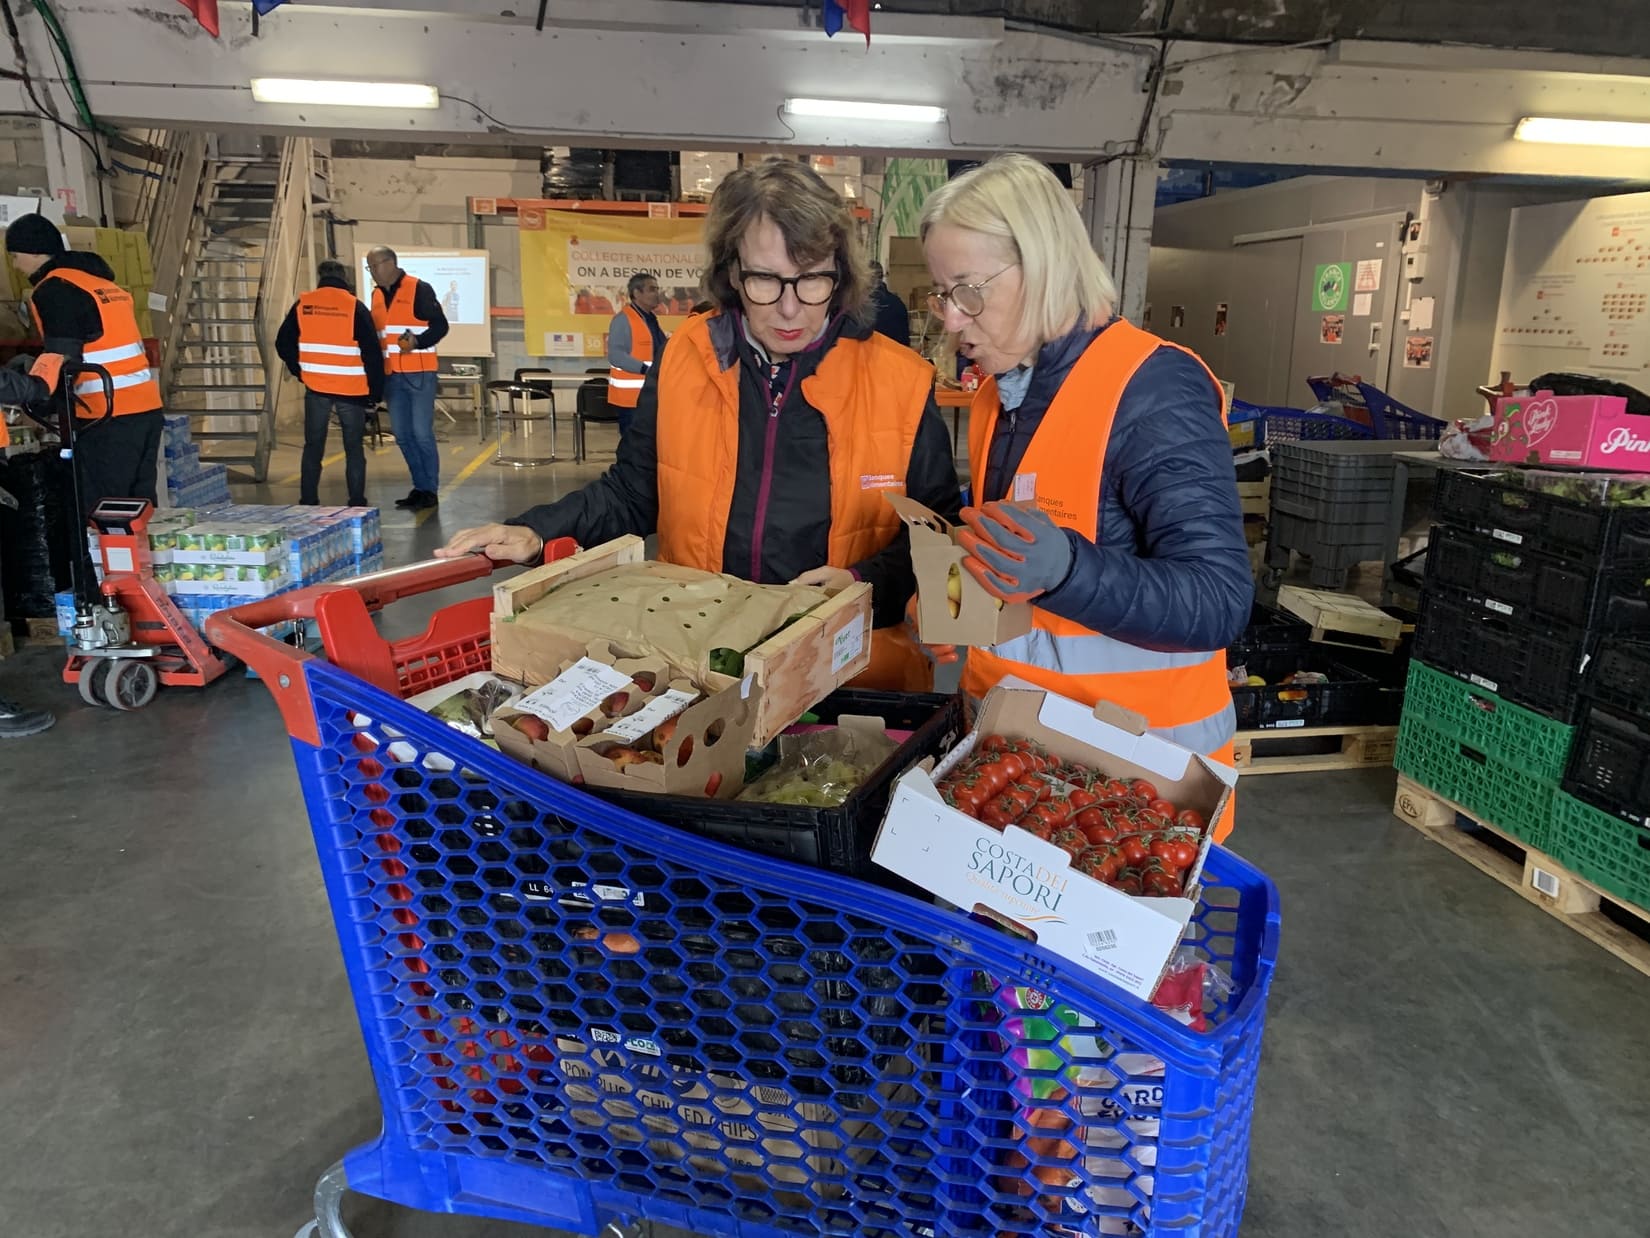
[885,494,1034,647]
[490,536,871,746]
[871,681,1238,1000]
[492,641,759,798]
[1490,391,1650,472]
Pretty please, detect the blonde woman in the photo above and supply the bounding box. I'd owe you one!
[921,155,1250,837]
[440,159,960,692]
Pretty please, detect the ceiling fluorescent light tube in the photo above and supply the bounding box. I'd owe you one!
[1514,117,1650,148]
[784,97,945,124]
[250,78,440,109]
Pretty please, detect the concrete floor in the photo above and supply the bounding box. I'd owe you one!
[3,418,1649,1238]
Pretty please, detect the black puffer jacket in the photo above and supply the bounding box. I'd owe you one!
[508,311,960,629]
[979,319,1251,652]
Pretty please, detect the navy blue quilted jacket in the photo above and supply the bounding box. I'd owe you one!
[979,319,1252,653]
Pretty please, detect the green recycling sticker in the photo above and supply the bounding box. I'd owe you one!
[1313,263,1350,313]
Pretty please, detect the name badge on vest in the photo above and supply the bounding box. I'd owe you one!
[860,473,904,492]
[1011,472,1037,502]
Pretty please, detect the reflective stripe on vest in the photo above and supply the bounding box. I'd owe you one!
[371,278,438,373]
[75,369,156,395]
[31,267,162,418]
[83,341,147,365]
[960,320,1235,748]
[607,304,655,409]
[298,286,371,396]
[651,312,936,691]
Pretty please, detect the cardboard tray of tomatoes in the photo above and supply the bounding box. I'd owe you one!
[933,737,1208,899]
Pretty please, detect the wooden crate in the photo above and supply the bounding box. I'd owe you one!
[492,536,873,746]
[1278,585,1404,652]
[1233,724,1396,775]
[1235,479,1270,518]
[1393,776,1650,980]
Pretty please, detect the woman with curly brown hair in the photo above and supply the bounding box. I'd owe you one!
[442,159,960,691]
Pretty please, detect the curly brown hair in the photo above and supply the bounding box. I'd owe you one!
[700,158,869,319]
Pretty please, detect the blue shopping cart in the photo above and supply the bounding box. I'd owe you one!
[1304,374,1446,441]
[210,553,1281,1238]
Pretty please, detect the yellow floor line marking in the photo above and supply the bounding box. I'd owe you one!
[414,438,499,526]
[276,450,345,487]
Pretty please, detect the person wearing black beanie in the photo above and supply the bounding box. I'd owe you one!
[6,212,166,522]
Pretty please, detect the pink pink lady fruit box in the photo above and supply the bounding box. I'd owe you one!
[1489,392,1650,472]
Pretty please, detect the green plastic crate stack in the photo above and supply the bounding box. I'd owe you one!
[1395,660,1576,851]
[1548,792,1650,913]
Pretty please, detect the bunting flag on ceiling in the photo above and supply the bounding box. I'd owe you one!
[253,0,290,13]
[822,0,872,45]
[178,0,219,37]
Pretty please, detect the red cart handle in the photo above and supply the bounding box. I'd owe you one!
[207,540,577,744]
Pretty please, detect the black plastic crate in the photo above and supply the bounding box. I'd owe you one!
[1583,638,1650,722]
[1415,588,1588,722]
[1228,648,1380,731]
[1563,704,1650,828]
[595,689,965,876]
[1427,523,1650,636]
[1227,602,1312,665]
[1434,470,1650,565]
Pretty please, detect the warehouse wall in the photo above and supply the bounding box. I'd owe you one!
[0,116,49,196]
[329,156,541,378]
[1149,177,1428,410]
[1146,176,1632,422]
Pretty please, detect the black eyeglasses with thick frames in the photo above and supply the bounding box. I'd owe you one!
[735,264,840,307]
[927,264,1018,319]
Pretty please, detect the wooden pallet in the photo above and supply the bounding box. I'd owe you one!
[1233,724,1396,774]
[1393,777,1650,980]
[1278,585,1404,652]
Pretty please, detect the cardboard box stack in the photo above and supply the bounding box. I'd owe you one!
[162,414,231,508]
[143,502,383,634]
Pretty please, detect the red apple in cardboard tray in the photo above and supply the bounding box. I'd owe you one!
[514,716,550,742]
[602,691,631,717]
[606,746,648,769]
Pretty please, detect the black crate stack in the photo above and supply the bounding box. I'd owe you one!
[1405,470,1650,909]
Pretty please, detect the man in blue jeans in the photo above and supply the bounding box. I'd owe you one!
[368,247,449,510]
[275,259,385,505]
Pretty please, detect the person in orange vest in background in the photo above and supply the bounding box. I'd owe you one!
[920,155,1251,840]
[606,271,668,437]
[367,246,448,511]
[435,159,960,692]
[6,213,163,521]
[275,259,385,507]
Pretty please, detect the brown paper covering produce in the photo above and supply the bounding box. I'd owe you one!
[500,562,827,683]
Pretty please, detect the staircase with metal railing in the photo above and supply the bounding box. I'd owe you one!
[160,137,323,483]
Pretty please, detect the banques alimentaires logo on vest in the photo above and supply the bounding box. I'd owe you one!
[968,832,1070,917]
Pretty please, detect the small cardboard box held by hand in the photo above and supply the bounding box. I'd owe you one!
[885,495,1034,647]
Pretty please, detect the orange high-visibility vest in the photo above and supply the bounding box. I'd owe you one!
[372,277,438,374]
[295,287,369,398]
[607,304,654,409]
[654,312,934,692]
[961,320,1239,835]
[30,268,161,418]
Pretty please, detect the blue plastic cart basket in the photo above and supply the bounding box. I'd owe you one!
[210,553,1281,1238]
[1304,374,1445,441]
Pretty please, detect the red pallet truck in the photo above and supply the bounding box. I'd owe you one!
[35,357,229,708]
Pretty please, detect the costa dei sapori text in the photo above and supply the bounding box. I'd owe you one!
[969,832,1070,917]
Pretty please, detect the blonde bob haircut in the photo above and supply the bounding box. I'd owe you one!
[919,154,1118,344]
